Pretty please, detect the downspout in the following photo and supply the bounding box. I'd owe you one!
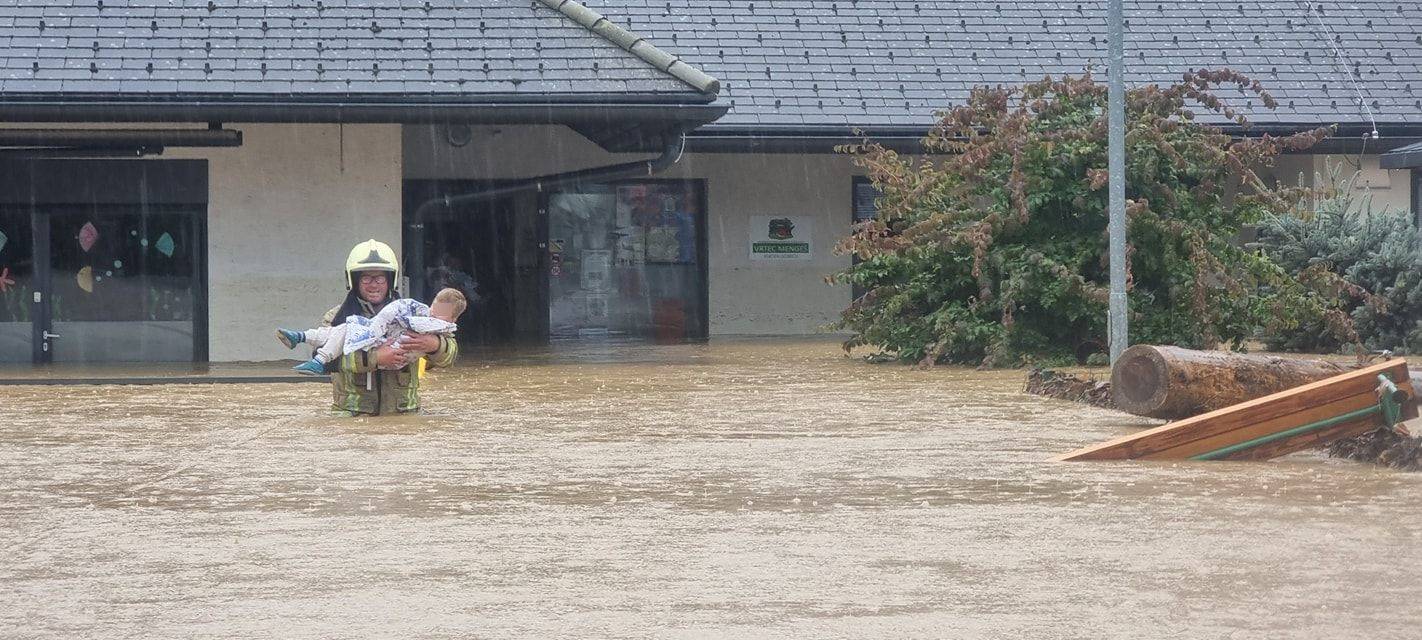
[407,130,687,299]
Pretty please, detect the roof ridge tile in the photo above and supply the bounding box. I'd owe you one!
[537,0,719,95]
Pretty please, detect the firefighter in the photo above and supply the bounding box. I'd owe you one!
[324,239,458,415]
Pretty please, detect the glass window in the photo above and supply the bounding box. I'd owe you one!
[0,160,207,363]
[48,207,197,323]
[850,177,882,301]
[852,177,880,225]
[48,206,201,362]
[547,181,705,341]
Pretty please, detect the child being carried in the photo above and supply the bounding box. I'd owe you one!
[276,287,466,375]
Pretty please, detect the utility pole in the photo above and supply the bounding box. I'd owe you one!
[1107,0,1128,364]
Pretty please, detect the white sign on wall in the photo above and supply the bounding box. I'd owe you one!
[749,216,813,261]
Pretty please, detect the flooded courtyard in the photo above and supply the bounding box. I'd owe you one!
[2,338,1420,638]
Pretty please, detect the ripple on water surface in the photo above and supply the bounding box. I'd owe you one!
[1,338,1419,638]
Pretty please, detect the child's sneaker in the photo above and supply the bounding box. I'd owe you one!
[276,328,304,349]
[292,358,325,376]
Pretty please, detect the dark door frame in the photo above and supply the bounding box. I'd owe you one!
[31,207,49,363]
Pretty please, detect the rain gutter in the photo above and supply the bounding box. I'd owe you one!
[406,130,687,300]
[682,122,1422,154]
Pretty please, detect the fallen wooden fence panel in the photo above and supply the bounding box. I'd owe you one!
[1056,359,1416,462]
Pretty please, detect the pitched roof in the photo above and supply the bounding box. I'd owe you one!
[0,0,717,102]
[586,0,1422,135]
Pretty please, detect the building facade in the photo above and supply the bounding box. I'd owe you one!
[1,1,1419,363]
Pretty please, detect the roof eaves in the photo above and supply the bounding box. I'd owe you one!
[0,93,729,130]
[537,0,720,96]
[1381,140,1422,169]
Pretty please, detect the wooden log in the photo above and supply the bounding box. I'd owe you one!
[1056,359,1417,462]
[1111,345,1359,419]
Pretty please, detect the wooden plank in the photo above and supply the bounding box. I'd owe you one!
[1225,391,1419,461]
[1148,384,1416,460]
[1055,359,1412,461]
[1141,389,1380,460]
[1226,416,1379,461]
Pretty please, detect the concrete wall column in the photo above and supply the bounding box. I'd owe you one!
[174,123,402,361]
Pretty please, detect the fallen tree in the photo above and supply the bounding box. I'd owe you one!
[1110,345,1356,419]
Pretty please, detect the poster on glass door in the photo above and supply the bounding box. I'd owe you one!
[749,215,813,261]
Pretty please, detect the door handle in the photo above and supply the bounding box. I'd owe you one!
[42,331,61,340]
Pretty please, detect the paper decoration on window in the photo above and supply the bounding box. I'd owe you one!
[76,266,93,293]
[0,229,7,254]
[645,226,681,263]
[0,267,13,293]
[78,222,98,252]
[155,232,175,258]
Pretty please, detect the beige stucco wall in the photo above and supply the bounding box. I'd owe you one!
[171,124,402,361]
[1312,154,1413,213]
[404,124,857,335]
[1262,153,1413,213]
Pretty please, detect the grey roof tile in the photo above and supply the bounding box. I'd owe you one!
[0,0,713,100]
[588,0,1422,130]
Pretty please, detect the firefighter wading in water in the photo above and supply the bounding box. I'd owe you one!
[323,239,459,415]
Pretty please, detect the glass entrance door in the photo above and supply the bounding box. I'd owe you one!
[403,180,544,346]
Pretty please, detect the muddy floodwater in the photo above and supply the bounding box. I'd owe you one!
[2,338,1420,638]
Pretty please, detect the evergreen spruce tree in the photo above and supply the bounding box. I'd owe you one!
[1253,164,1422,353]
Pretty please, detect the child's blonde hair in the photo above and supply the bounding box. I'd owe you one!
[433,287,468,318]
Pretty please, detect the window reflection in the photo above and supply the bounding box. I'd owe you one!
[548,181,704,341]
[47,206,202,362]
[49,209,196,323]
